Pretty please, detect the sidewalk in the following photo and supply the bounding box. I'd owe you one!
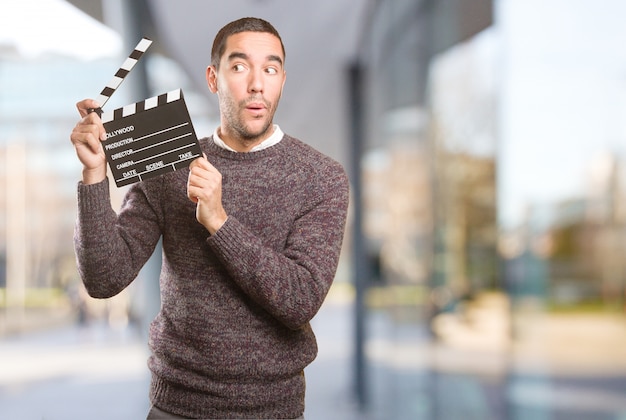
[0,320,151,420]
[0,294,363,420]
[3,290,626,419]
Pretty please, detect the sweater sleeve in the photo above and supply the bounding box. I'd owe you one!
[206,166,350,330]
[74,178,163,298]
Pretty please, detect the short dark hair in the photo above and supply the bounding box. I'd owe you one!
[211,17,286,68]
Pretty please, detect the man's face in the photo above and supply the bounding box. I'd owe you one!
[207,31,286,148]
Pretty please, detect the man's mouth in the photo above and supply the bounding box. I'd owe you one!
[246,102,266,112]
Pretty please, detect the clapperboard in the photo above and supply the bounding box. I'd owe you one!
[101,89,201,187]
[91,38,202,187]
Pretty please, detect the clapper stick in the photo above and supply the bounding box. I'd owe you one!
[88,37,153,116]
[85,37,201,187]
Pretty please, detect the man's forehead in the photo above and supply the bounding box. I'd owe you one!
[224,32,284,60]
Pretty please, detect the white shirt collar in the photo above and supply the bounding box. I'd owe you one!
[212,125,283,152]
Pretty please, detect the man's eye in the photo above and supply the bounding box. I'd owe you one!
[266,67,278,75]
[233,64,245,72]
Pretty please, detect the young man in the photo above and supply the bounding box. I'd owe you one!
[70,17,349,419]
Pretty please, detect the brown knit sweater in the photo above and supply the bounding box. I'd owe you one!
[74,134,349,419]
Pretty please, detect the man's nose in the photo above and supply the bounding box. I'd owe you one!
[248,69,264,93]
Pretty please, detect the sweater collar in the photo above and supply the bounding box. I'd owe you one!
[212,125,284,153]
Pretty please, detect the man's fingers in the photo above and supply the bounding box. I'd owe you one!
[71,121,103,154]
[76,99,101,118]
[187,186,201,203]
[75,100,107,141]
[72,131,100,155]
[79,112,107,141]
[189,155,212,171]
[187,158,223,206]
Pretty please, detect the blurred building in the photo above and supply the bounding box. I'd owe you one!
[356,0,626,418]
[0,0,213,332]
[519,152,626,309]
[0,53,123,330]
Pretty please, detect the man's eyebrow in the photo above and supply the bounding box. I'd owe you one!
[227,52,249,62]
[227,51,283,66]
[267,54,283,66]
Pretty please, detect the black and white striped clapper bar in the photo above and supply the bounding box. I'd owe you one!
[101,89,202,187]
[93,37,153,115]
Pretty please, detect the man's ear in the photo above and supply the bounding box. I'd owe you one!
[206,65,218,93]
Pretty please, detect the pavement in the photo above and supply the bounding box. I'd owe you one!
[0,321,150,420]
[0,291,364,420]
[3,289,626,419]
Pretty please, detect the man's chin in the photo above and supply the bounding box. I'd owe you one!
[241,123,272,141]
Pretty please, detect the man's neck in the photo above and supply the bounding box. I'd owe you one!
[217,127,274,153]
[214,125,283,153]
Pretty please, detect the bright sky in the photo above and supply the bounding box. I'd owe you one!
[0,0,120,60]
[497,0,626,228]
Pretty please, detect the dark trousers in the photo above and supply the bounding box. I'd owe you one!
[146,405,190,419]
[146,405,305,419]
